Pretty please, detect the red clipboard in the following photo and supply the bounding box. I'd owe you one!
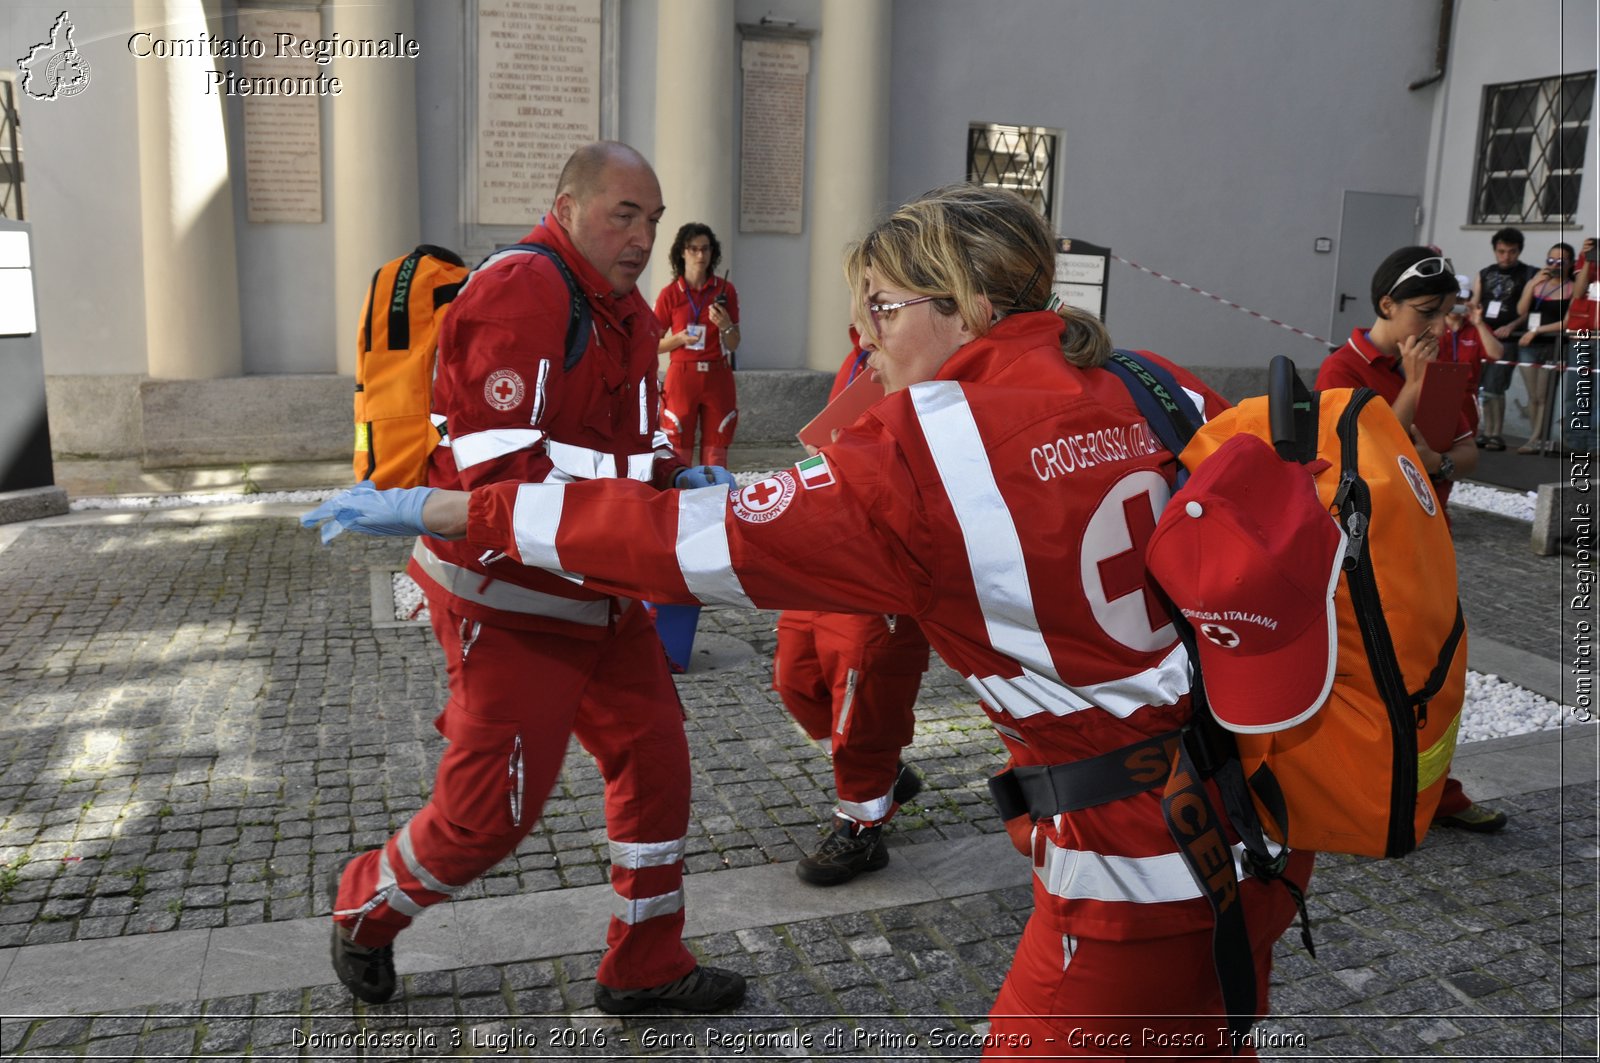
[1413,361,1472,453]
[797,370,886,449]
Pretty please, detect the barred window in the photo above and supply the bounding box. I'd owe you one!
[1471,71,1595,225]
[967,123,1058,225]
[0,74,21,221]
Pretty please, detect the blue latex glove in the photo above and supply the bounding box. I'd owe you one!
[301,481,439,543]
[674,465,737,490]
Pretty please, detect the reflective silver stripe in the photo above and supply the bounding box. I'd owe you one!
[716,409,738,433]
[508,483,572,576]
[836,668,858,735]
[375,850,426,917]
[626,453,655,482]
[661,409,682,434]
[652,428,672,451]
[911,383,1057,680]
[608,837,687,870]
[411,538,604,622]
[612,887,685,925]
[992,721,1027,744]
[966,645,1189,722]
[531,359,551,426]
[837,784,895,825]
[1034,838,1250,904]
[452,428,547,471]
[547,439,613,480]
[673,488,755,608]
[639,377,649,435]
[396,822,461,897]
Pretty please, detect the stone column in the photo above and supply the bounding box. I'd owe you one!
[330,0,421,376]
[134,0,243,379]
[650,0,736,300]
[805,0,890,370]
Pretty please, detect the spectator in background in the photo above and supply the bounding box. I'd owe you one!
[773,333,931,887]
[1316,246,1505,834]
[656,223,741,467]
[1437,273,1505,486]
[1513,242,1577,455]
[1470,227,1537,451]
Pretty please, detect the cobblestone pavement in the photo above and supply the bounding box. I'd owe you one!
[0,501,1595,1059]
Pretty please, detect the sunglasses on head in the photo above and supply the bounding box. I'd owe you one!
[1386,255,1454,297]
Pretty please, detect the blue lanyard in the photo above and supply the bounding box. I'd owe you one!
[682,279,711,324]
[845,348,870,384]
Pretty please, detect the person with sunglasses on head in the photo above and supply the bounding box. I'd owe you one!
[1314,246,1506,835]
[307,183,1323,1055]
[1513,242,1578,454]
[655,223,741,467]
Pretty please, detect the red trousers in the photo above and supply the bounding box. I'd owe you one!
[773,611,928,825]
[662,360,737,466]
[985,851,1314,1059]
[331,597,696,991]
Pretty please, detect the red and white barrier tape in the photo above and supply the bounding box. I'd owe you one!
[1112,254,1334,348]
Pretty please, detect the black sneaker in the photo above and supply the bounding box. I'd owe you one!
[326,867,397,1004]
[892,760,923,806]
[796,820,889,886]
[594,964,747,1014]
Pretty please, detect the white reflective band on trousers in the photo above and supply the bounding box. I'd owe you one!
[910,382,1061,682]
[411,539,605,622]
[837,785,896,826]
[608,837,687,870]
[968,645,1190,722]
[612,888,686,925]
[450,427,548,471]
[1033,835,1252,905]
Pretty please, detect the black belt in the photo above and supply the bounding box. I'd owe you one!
[987,729,1184,821]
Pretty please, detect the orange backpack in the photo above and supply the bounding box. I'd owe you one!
[353,243,592,489]
[353,245,469,488]
[1177,366,1466,859]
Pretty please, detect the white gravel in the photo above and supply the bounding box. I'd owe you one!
[1448,482,1537,522]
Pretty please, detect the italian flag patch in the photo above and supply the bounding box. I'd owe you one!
[794,453,835,490]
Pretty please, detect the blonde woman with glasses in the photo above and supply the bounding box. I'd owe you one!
[308,184,1311,1056]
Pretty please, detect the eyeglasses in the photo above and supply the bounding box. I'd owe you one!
[1385,255,1454,297]
[1546,257,1569,266]
[684,244,712,255]
[868,295,942,328]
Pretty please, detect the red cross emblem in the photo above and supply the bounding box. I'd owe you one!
[1201,623,1240,648]
[746,479,780,507]
[733,473,796,524]
[1096,494,1168,633]
[484,369,525,411]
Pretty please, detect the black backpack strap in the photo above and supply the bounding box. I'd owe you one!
[470,243,593,371]
[1409,601,1466,729]
[1104,348,1203,458]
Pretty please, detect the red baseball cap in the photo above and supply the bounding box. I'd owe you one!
[1145,434,1346,733]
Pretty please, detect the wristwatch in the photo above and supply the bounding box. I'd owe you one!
[1435,455,1455,481]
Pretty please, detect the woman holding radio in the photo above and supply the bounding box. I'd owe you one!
[655,222,741,467]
